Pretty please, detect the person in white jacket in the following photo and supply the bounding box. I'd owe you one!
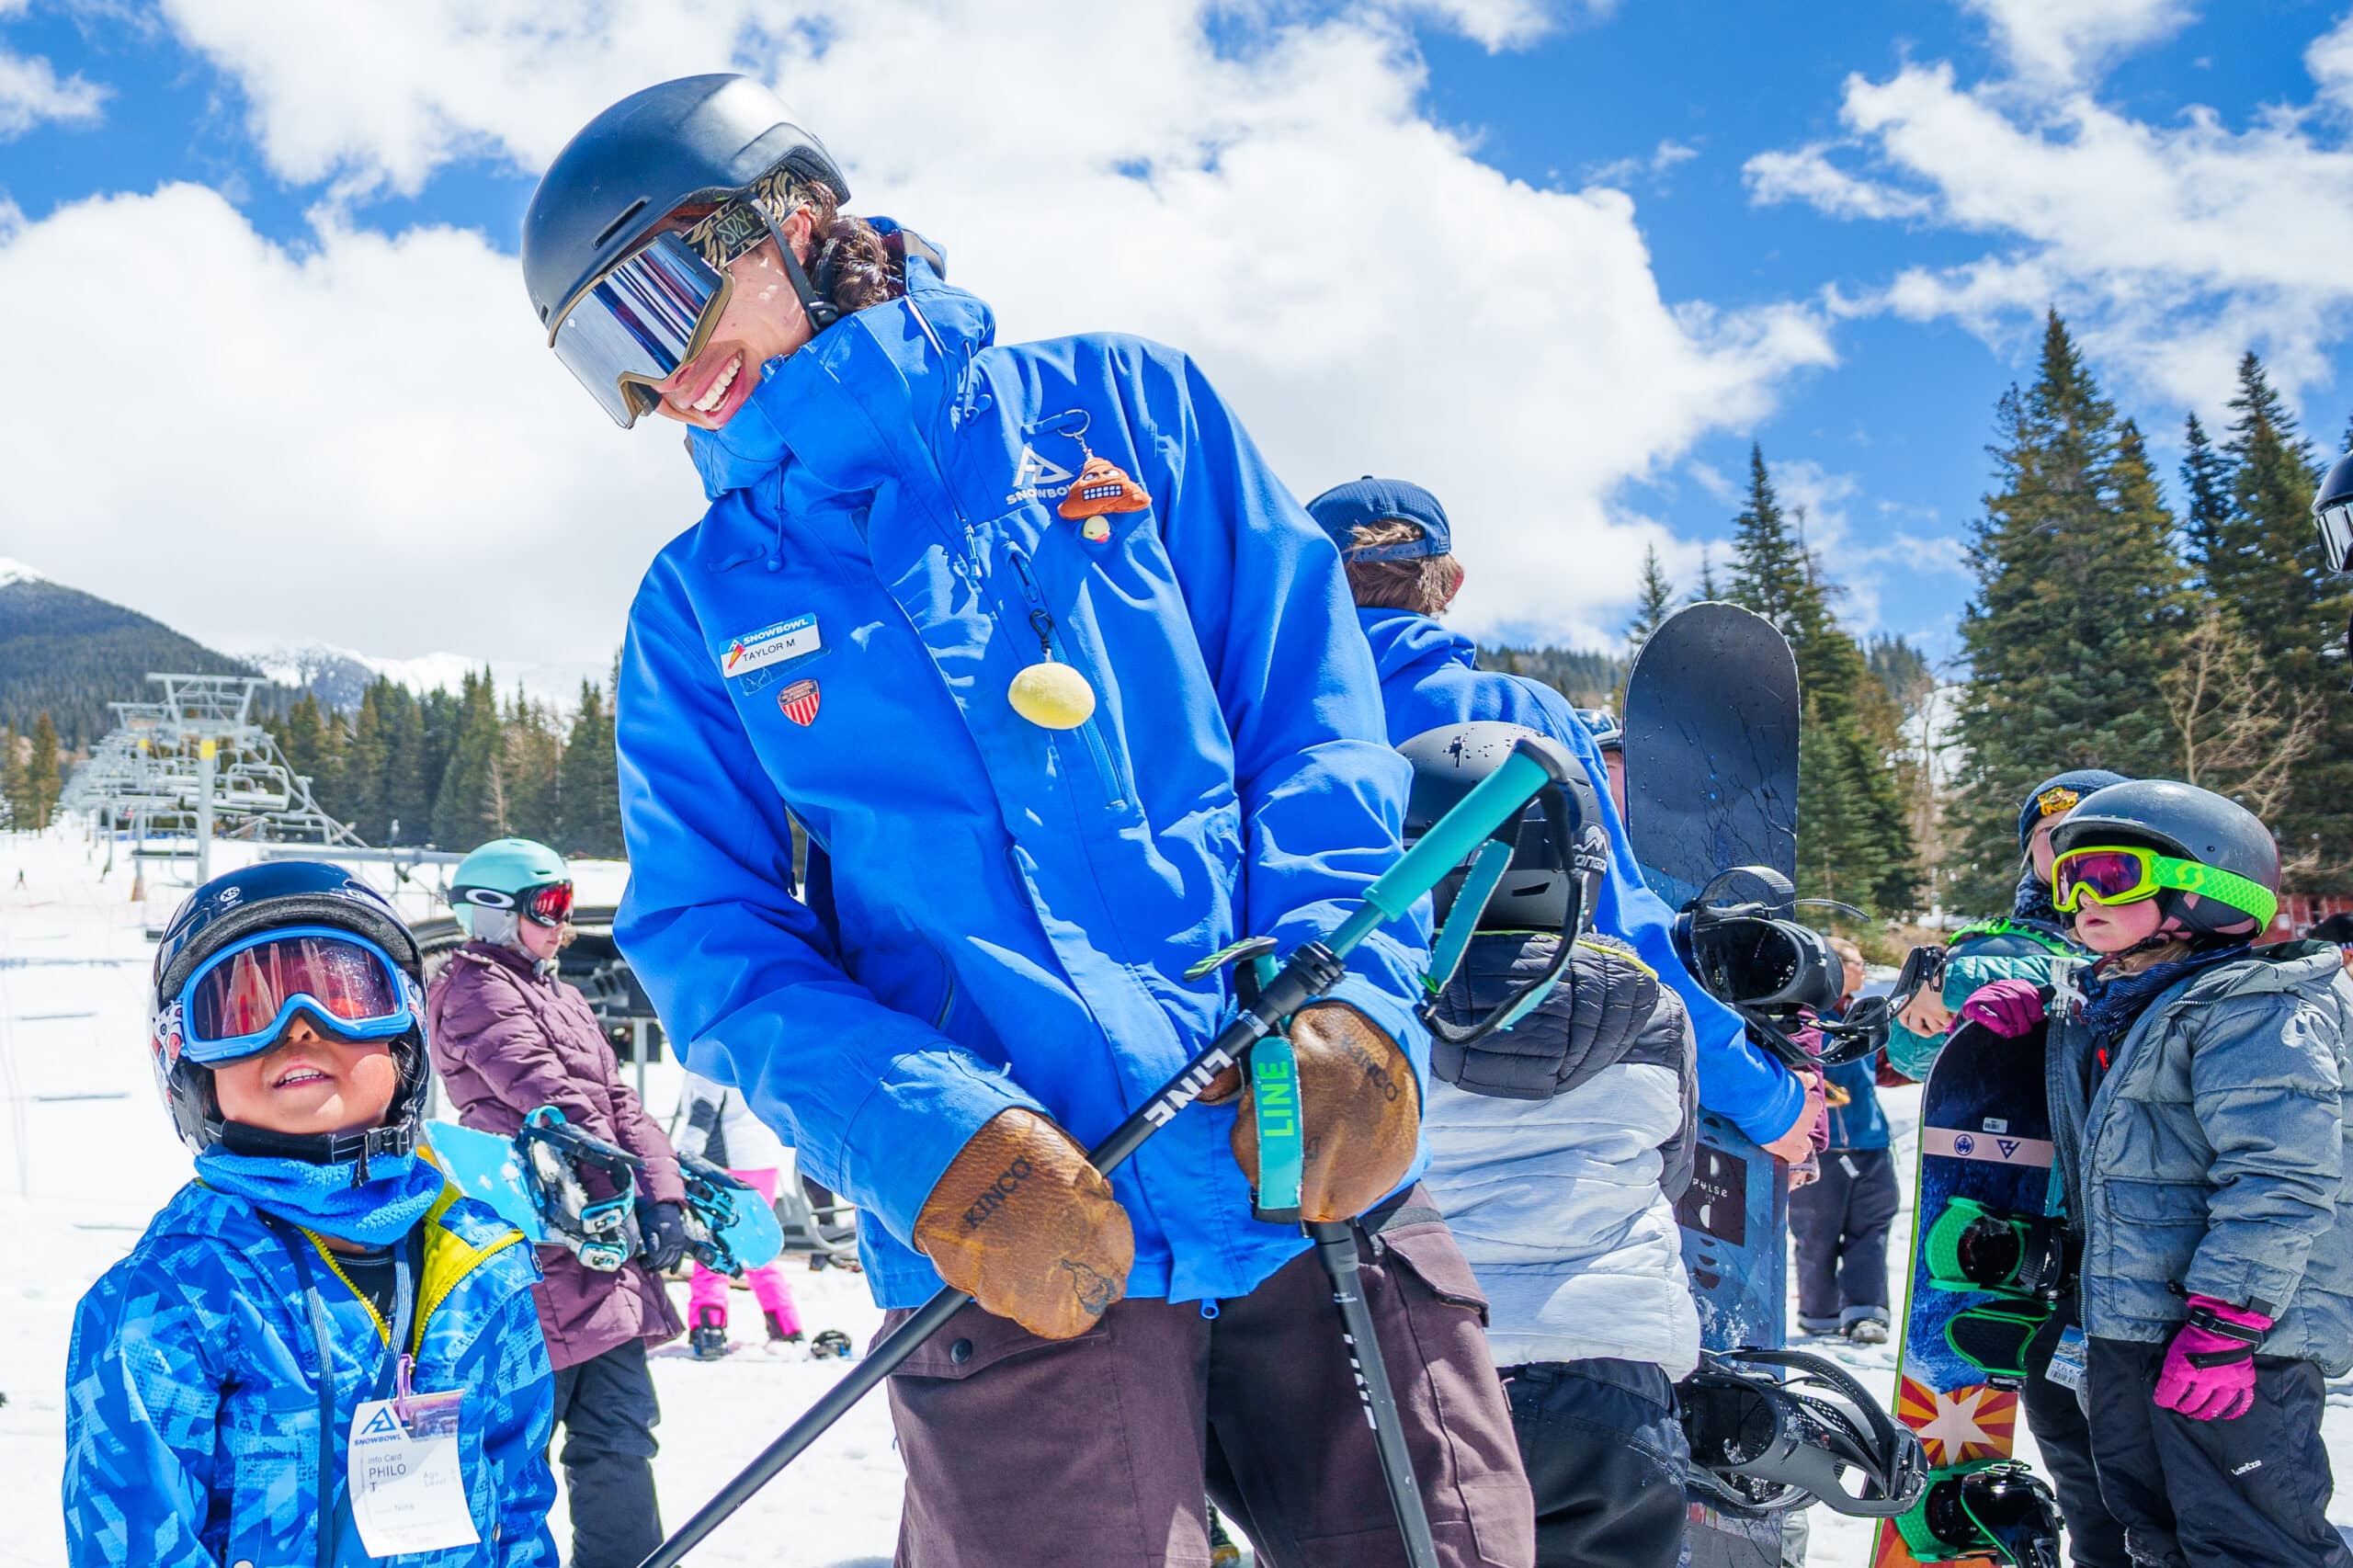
[676,1072,807,1357]
[1410,722,1699,1568]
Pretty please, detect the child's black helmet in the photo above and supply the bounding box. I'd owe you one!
[150,861,429,1158]
[1401,721,1606,933]
[2049,779,2279,937]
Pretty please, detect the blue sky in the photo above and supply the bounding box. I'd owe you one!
[1,0,2347,679]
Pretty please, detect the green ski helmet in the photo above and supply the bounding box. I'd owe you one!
[449,837,575,935]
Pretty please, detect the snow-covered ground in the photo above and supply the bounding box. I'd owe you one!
[4,818,2350,1567]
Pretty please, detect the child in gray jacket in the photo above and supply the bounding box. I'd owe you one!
[1965,779,2353,1568]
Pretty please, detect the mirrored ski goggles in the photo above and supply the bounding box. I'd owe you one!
[2051,846,2278,928]
[455,879,575,927]
[549,232,736,429]
[2317,498,2353,574]
[175,926,417,1064]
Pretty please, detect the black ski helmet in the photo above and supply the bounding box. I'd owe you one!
[523,74,851,412]
[2048,779,2279,937]
[150,860,429,1159]
[2313,449,2353,574]
[1401,721,1606,933]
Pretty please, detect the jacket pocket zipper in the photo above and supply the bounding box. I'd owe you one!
[1005,544,1128,811]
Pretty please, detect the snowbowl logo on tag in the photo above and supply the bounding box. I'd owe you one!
[722,615,821,680]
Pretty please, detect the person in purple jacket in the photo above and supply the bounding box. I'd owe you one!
[426,837,689,1568]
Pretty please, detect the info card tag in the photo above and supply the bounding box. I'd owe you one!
[347,1389,479,1558]
[2046,1324,2089,1393]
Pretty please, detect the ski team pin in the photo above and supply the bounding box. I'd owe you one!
[1058,453,1150,541]
[779,679,821,727]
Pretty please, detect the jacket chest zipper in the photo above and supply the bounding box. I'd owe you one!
[1005,543,1127,811]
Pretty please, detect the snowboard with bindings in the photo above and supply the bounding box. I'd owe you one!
[1621,599,1800,1565]
[1872,1017,2065,1568]
[428,1111,784,1275]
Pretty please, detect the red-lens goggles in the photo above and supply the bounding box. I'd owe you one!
[178,928,415,1063]
[525,881,575,926]
[2052,849,2149,907]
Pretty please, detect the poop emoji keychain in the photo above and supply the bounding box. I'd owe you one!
[1055,414,1153,542]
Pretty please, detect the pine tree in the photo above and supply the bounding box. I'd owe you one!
[558,680,624,858]
[0,722,22,828]
[280,693,341,814]
[1625,544,1675,656]
[2200,353,2353,872]
[27,712,61,829]
[502,687,563,845]
[1727,445,1810,629]
[382,683,433,845]
[343,684,391,843]
[2180,413,2231,569]
[1722,446,1919,914]
[1692,545,1721,604]
[431,672,506,847]
[1946,313,2193,910]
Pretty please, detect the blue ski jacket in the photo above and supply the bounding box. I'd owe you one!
[63,1180,555,1567]
[614,228,1429,1309]
[1355,607,1803,1145]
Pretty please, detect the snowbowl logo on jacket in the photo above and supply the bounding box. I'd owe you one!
[1005,442,1075,506]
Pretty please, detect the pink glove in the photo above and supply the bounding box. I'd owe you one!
[2154,1296,2270,1421]
[1961,979,2046,1039]
[1790,1018,1831,1154]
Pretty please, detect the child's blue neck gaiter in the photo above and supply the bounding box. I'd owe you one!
[196,1145,443,1246]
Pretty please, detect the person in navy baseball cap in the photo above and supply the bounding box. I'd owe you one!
[1305,476,1454,562]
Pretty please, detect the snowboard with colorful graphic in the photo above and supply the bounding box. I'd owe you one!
[1622,599,1799,1565]
[1872,1017,2064,1568]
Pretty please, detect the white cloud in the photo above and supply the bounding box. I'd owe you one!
[1744,139,1933,221]
[0,45,107,136]
[1586,137,1699,189]
[1960,0,2194,85]
[1741,13,2353,409]
[6,4,1834,661]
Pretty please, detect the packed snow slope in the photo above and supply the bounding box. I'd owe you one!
[3,820,2350,1565]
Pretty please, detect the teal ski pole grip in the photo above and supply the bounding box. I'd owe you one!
[1328,735,1575,959]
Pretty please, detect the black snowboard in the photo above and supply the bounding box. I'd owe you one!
[1623,600,1801,1566]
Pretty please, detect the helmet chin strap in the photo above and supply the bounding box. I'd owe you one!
[756,204,841,335]
[218,1116,418,1182]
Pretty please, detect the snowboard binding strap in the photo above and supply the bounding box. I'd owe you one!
[517,1105,644,1273]
[675,1153,758,1277]
[1944,1301,2052,1388]
[1894,1460,2063,1568]
[1926,1198,2072,1302]
[1677,1346,1926,1519]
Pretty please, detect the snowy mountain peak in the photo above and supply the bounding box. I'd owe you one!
[0,557,48,588]
[234,640,603,710]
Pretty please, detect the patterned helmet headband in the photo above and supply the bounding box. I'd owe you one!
[680,165,816,270]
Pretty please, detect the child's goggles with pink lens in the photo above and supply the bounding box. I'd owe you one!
[2050,846,2277,928]
[173,926,417,1065]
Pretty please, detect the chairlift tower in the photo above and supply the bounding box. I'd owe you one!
[60,673,365,885]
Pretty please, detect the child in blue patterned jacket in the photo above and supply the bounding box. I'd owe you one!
[63,862,556,1566]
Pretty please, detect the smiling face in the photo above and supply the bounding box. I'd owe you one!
[210,1015,401,1137]
[649,210,820,431]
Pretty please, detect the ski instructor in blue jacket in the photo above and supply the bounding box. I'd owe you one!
[523,75,1534,1567]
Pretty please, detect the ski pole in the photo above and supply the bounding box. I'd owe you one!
[1311,1221,1441,1568]
[1237,953,1440,1568]
[637,734,1576,1568]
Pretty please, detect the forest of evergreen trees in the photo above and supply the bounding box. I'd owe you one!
[1940,312,2350,913]
[270,672,625,859]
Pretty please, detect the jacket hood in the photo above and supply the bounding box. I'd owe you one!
[2172,940,2347,1006]
[687,219,992,502]
[1358,606,1473,692]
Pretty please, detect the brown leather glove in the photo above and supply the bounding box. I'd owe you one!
[1221,1002,1420,1223]
[912,1108,1134,1340]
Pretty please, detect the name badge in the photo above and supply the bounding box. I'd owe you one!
[347,1389,479,1557]
[721,614,822,679]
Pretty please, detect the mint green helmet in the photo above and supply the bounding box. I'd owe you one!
[449,837,574,936]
